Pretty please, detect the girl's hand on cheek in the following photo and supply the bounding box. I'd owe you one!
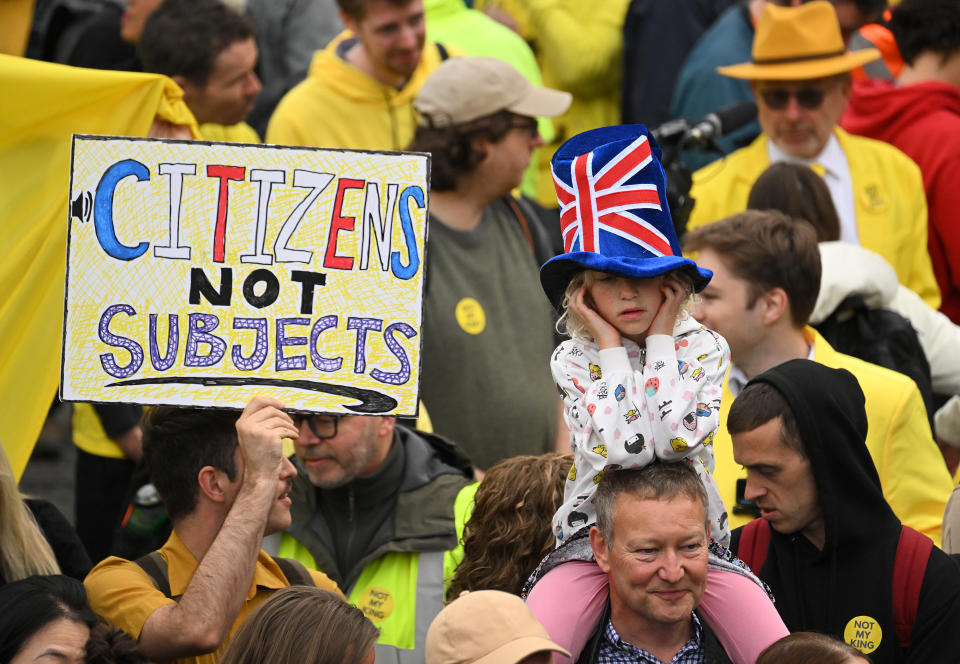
[570,286,622,350]
[649,277,685,337]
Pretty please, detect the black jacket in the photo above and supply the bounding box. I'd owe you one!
[0,499,91,587]
[577,600,733,664]
[730,360,960,663]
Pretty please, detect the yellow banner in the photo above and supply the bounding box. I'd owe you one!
[0,55,199,479]
[63,136,429,416]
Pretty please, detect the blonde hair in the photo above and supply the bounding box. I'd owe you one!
[0,444,60,582]
[557,268,695,340]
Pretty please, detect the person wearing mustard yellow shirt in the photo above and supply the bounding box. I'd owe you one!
[683,210,953,546]
[84,397,340,664]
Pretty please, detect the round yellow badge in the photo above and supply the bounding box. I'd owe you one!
[455,298,486,335]
[357,587,395,623]
[844,615,881,654]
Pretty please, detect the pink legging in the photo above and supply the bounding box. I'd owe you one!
[525,560,788,664]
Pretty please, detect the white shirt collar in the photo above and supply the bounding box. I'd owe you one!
[766,132,843,178]
[766,132,858,244]
[729,342,815,397]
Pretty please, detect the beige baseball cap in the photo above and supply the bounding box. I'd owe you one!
[425,590,570,664]
[415,57,572,127]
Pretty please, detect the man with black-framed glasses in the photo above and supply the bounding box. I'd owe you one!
[278,412,476,661]
[685,1,940,312]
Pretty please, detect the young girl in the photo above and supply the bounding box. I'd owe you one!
[550,268,729,546]
[527,125,788,663]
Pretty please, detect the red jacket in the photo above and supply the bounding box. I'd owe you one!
[843,79,960,324]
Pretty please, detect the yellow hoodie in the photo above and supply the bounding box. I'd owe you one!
[266,31,452,152]
[477,0,630,207]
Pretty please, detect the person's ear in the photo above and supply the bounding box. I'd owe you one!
[838,74,853,98]
[758,287,789,326]
[471,135,496,162]
[378,417,396,438]
[197,465,230,504]
[171,74,197,100]
[340,10,358,36]
[590,526,612,573]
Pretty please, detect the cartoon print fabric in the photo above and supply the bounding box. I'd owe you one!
[552,312,731,545]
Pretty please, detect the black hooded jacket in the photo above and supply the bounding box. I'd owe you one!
[730,360,960,663]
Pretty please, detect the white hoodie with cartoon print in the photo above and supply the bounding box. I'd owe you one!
[552,313,731,545]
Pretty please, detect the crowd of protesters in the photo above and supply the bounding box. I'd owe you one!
[3,0,960,662]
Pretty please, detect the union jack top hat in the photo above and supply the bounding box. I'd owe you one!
[539,125,712,309]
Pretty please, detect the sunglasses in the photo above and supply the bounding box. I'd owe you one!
[295,414,343,439]
[509,116,539,136]
[758,87,827,110]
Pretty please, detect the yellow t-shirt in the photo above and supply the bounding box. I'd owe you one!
[85,530,341,664]
[72,403,124,459]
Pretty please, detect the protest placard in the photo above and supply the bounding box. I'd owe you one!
[61,135,429,415]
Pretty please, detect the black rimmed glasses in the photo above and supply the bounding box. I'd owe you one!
[757,86,828,111]
[296,414,343,439]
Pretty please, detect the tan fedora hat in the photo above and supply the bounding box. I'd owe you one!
[716,1,880,80]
